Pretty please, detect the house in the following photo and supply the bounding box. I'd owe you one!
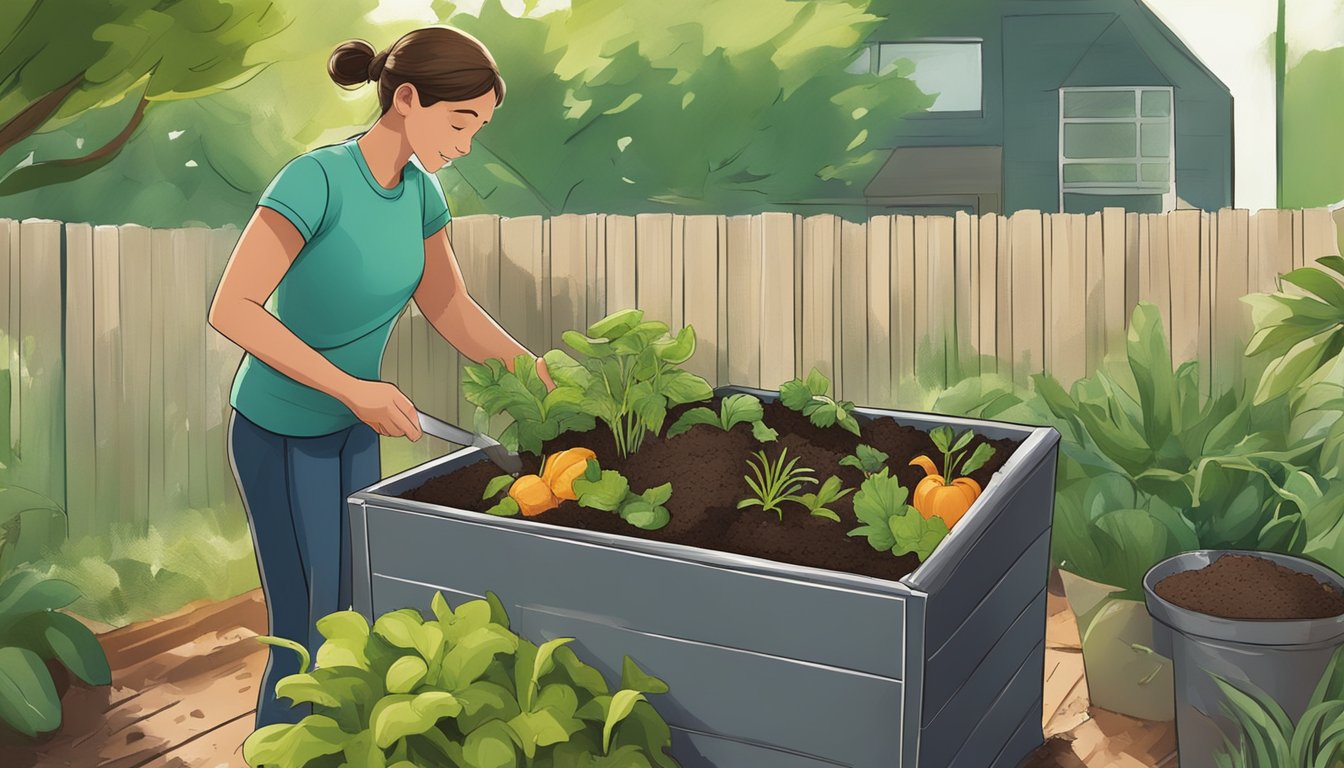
[824,0,1234,216]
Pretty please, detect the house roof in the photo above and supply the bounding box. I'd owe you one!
[1062,17,1172,87]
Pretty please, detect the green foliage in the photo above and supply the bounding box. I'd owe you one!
[481,474,522,517]
[779,368,862,437]
[572,459,672,531]
[666,393,778,443]
[1211,644,1344,768]
[558,309,713,459]
[462,352,595,456]
[1283,46,1344,209]
[846,468,949,562]
[0,569,111,737]
[926,426,995,480]
[839,444,889,477]
[0,484,68,576]
[795,476,853,523]
[242,592,680,768]
[736,448,818,520]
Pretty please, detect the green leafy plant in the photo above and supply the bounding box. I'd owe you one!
[557,309,714,459]
[779,367,862,437]
[462,351,595,456]
[0,569,112,737]
[924,427,996,484]
[1210,644,1344,768]
[242,592,679,768]
[666,393,777,443]
[847,469,949,562]
[482,474,521,517]
[737,447,817,520]
[795,477,854,522]
[839,444,889,478]
[572,460,672,531]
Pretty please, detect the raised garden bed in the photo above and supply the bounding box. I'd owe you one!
[349,383,1060,768]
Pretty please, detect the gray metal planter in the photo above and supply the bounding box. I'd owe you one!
[348,386,1061,768]
[1144,550,1344,768]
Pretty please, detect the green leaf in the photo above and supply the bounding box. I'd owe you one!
[652,325,696,364]
[275,672,342,708]
[486,591,512,631]
[0,571,81,621]
[804,367,831,396]
[527,637,574,710]
[371,691,464,749]
[619,500,671,530]
[658,370,713,407]
[587,308,644,339]
[242,715,351,766]
[603,690,646,753]
[1254,333,1335,404]
[486,497,522,517]
[888,509,949,561]
[583,458,602,483]
[374,611,424,651]
[718,393,764,429]
[508,707,574,758]
[542,349,592,390]
[750,420,779,442]
[574,470,630,512]
[665,407,718,438]
[432,592,454,625]
[440,625,520,690]
[841,444,889,475]
[847,469,907,552]
[1282,266,1344,310]
[484,474,515,500]
[0,646,59,736]
[37,611,110,685]
[778,379,813,411]
[258,635,313,675]
[620,656,669,695]
[640,483,673,507]
[386,656,429,694]
[317,610,372,642]
[462,718,520,768]
[959,443,995,476]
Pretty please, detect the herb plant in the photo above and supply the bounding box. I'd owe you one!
[839,444,889,477]
[779,367,861,437]
[242,592,680,768]
[0,569,112,737]
[1211,644,1344,768]
[462,351,595,455]
[557,309,714,459]
[666,393,777,442]
[737,448,818,520]
[847,469,950,562]
[795,476,853,522]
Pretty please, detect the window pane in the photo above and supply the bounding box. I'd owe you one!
[1141,163,1170,182]
[1062,90,1135,118]
[1064,123,1136,159]
[1140,123,1169,157]
[879,43,982,112]
[1063,163,1138,183]
[1141,90,1171,117]
[846,46,872,75]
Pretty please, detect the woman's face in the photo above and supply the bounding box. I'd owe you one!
[397,85,496,173]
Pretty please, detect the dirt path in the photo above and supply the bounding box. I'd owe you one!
[0,582,1177,767]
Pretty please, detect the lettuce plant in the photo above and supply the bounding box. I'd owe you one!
[0,569,112,737]
[556,309,714,459]
[779,367,861,437]
[1211,644,1344,768]
[847,469,949,562]
[839,444,888,478]
[462,352,595,456]
[572,460,673,531]
[242,592,679,768]
[666,393,777,443]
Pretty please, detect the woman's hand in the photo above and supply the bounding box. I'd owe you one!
[535,356,556,391]
[338,378,423,440]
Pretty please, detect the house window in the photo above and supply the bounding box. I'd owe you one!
[1059,87,1174,212]
[848,41,983,113]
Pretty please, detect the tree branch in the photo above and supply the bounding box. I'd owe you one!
[0,72,85,157]
[0,97,149,197]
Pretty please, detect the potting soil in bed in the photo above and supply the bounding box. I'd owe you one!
[399,397,1021,582]
[1154,554,1344,620]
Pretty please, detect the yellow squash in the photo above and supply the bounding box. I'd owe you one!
[540,447,598,501]
[509,474,560,517]
[909,455,983,528]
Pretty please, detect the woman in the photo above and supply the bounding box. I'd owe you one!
[208,26,553,729]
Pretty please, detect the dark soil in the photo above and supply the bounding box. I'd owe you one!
[400,397,1022,583]
[1154,554,1344,620]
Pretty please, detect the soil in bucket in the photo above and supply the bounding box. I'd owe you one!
[1153,554,1344,620]
[400,397,1022,583]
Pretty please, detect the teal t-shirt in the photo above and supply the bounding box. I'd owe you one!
[230,136,452,436]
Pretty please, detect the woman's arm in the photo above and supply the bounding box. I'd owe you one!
[208,206,423,439]
[415,227,555,389]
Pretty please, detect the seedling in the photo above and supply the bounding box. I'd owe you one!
[839,444,889,477]
[847,468,950,561]
[737,447,818,520]
[779,367,861,437]
[666,392,778,442]
[796,476,854,522]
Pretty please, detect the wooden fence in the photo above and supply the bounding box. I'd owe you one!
[1,208,1339,540]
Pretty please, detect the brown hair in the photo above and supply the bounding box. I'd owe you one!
[328,27,505,114]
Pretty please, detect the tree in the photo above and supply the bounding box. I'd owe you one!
[0,0,286,196]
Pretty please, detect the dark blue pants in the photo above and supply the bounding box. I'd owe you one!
[227,409,379,729]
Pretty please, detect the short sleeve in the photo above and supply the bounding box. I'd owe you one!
[258,155,330,241]
[420,168,452,239]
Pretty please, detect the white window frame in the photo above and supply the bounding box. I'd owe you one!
[1058,86,1175,212]
[851,38,985,115]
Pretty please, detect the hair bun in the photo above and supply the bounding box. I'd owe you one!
[328,39,377,87]
[368,51,389,82]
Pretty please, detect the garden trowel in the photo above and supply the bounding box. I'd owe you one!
[416,410,522,477]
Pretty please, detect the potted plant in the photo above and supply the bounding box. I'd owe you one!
[1144,550,1344,768]
[349,309,1062,768]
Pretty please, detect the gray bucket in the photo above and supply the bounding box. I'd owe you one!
[1143,550,1344,768]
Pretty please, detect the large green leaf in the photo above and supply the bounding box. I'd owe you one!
[242,714,351,767]
[0,571,81,621]
[440,625,520,691]
[36,611,110,686]
[275,672,342,709]
[602,690,645,753]
[0,646,59,736]
[462,718,520,768]
[370,691,462,749]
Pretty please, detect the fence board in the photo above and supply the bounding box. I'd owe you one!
[606,215,636,315]
[3,219,16,474]
[1084,213,1105,373]
[671,214,685,334]
[839,216,868,402]
[761,212,796,390]
[92,225,124,529]
[119,225,152,534]
[868,215,894,407]
[975,214,997,374]
[1147,214,1173,351]
[14,221,65,514]
[1214,209,1251,392]
[681,216,719,383]
[894,215,917,386]
[1199,211,1214,394]
[996,214,1012,380]
[549,214,588,352]
[204,228,241,512]
[929,215,956,390]
[64,224,95,540]
[725,215,762,387]
[954,212,976,384]
[449,215,499,426]
[913,216,933,390]
[801,215,838,387]
[160,229,190,516]
[1304,208,1340,260]
[1125,212,1140,321]
[500,216,547,353]
[179,228,210,511]
[1101,208,1127,351]
[1049,214,1087,386]
[635,213,674,327]
[1168,210,1201,365]
[1009,210,1044,386]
